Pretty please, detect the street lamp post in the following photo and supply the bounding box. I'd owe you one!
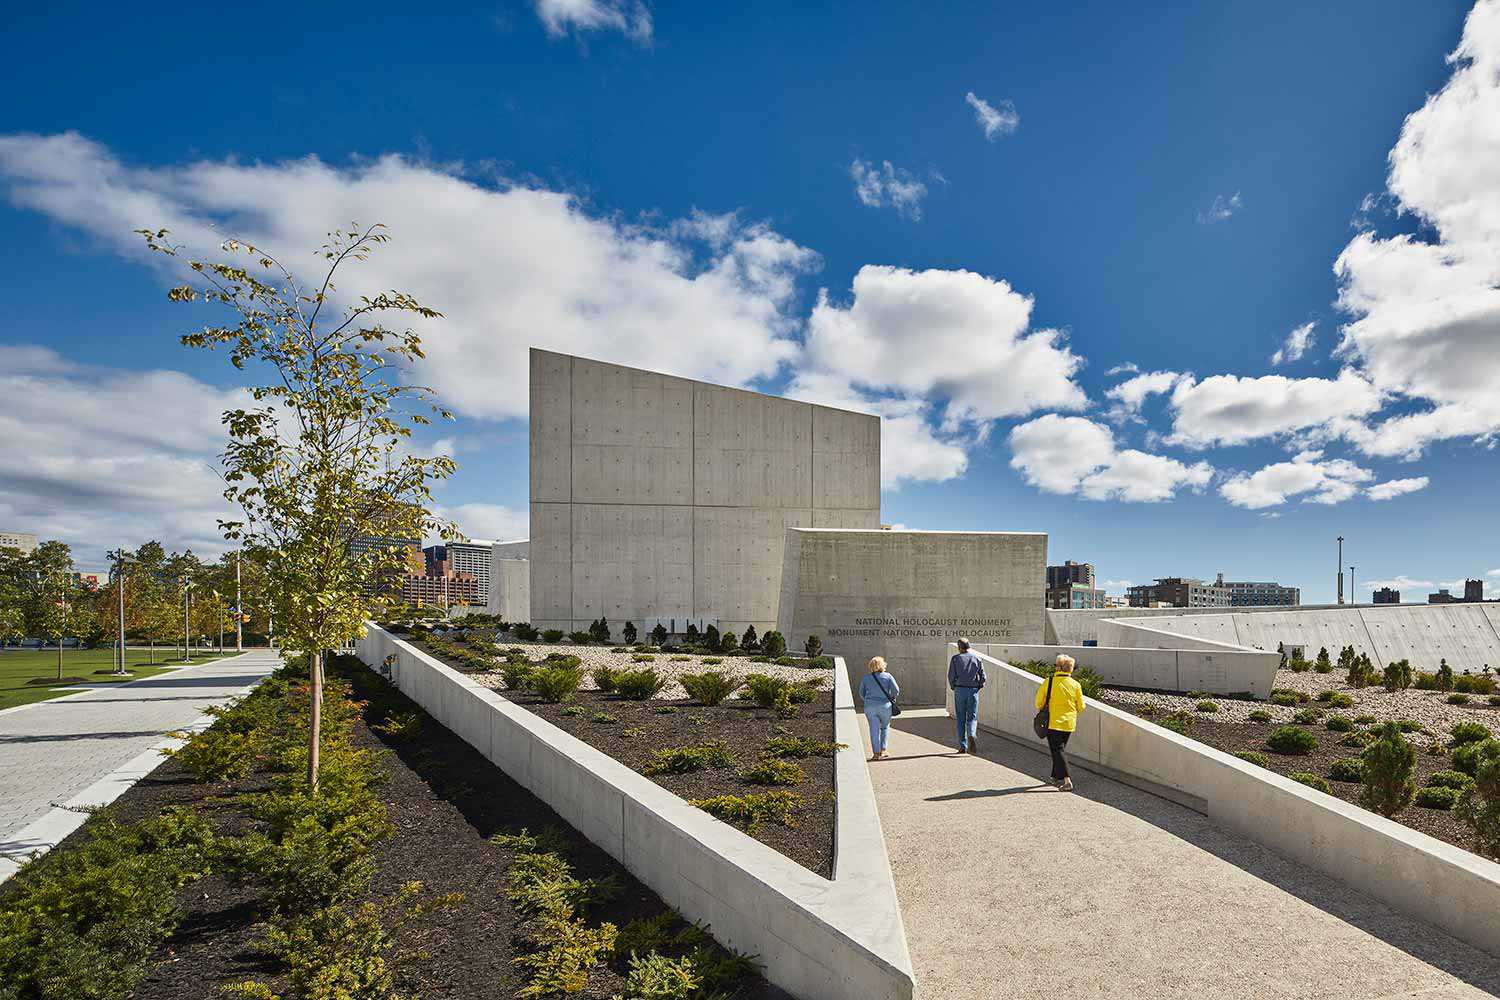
[1336,536,1345,605]
[182,576,192,663]
[1350,566,1357,606]
[235,550,243,652]
[112,548,137,676]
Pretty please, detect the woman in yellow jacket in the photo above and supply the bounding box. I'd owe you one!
[1034,654,1086,791]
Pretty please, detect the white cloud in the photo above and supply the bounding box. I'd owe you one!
[1008,415,1213,503]
[533,0,651,42]
[803,265,1087,433]
[433,503,529,543]
[1100,578,1134,590]
[1197,191,1243,224]
[1104,362,1139,377]
[1271,322,1316,366]
[0,133,818,426]
[1105,370,1185,422]
[964,92,1019,140]
[1218,450,1374,509]
[1332,1,1500,457]
[1366,476,1429,500]
[849,159,928,220]
[1165,369,1383,449]
[1364,575,1435,593]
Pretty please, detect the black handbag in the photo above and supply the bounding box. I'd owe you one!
[876,672,903,716]
[1033,674,1054,740]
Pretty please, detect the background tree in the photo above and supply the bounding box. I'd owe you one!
[143,223,454,791]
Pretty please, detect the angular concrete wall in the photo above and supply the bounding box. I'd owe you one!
[488,559,530,621]
[777,528,1045,707]
[976,637,1280,699]
[945,644,1500,961]
[529,349,880,634]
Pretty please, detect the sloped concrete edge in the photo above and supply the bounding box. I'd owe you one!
[945,644,1500,960]
[355,625,915,1000]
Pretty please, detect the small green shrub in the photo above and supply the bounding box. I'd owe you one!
[1159,712,1194,735]
[592,665,622,693]
[749,655,770,663]
[1247,709,1273,723]
[542,629,565,643]
[1456,743,1500,856]
[690,791,801,832]
[511,623,540,641]
[620,951,700,999]
[1293,707,1325,725]
[529,666,582,703]
[1450,721,1493,746]
[1327,693,1354,709]
[1396,719,1423,733]
[761,630,788,658]
[1139,701,1159,716]
[1291,772,1331,793]
[1360,723,1417,817]
[1270,691,1301,707]
[1340,730,1374,748]
[804,635,822,658]
[1326,716,1354,733]
[567,631,594,645]
[1427,769,1474,791]
[590,712,617,724]
[718,630,739,654]
[1266,726,1318,754]
[1328,758,1364,782]
[1427,741,1449,756]
[622,726,646,738]
[679,671,743,707]
[642,741,735,775]
[633,654,658,663]
[671,655,692,662]
[1354,714,1377,725]
[614,669,666,700]
[614,910,679,957]
[371,710,422,742]
[561,705,584,716]
[1316,690,1337,702]
[740,758,805,786]
[1232,750,1270,768]
[544,652,583,668]
[168,723,261,782]
[1196,700,1219,713]
[1453,738,1500,777]
[762,736,843,758]
[1416,786,1460,810]
[1454,673,1496,695]
[653,705,678,715]
[1490,695,1500,707]
[1448,693,1472,705]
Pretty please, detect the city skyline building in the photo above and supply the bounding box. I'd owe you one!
[1127,577,1231,609]
[1373,586,1401,605]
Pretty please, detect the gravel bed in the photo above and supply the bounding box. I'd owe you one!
[1105,666,1500,735]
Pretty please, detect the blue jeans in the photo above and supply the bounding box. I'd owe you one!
[953,687,979,749]
[865,703,892,753]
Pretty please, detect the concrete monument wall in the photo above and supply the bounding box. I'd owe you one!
[777,528,1046,706]
[529,349,880,635]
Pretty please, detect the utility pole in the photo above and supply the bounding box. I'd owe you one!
[1336,536,1345,605]
[235,550,243,652]
[1350,566,1357,606]
[56,572,67,682]
[112,548,135,675]
[182,576,191,663]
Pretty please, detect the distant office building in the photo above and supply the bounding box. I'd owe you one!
[403,572,479,609]
[1373,586,1400,605]
[1429,588,1458,605]
[421,540,495,605]
[1047,560,1095,590]
[1128,577,1230,609]
[351,535,422,595]
[0,531,37,554]
[1215,573,1300,607]
[423,544,451,577]
[1465,578,1485,603]
[70,572,103,591]
[1046,583,1108,609]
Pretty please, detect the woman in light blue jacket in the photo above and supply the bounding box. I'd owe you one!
[858,656,900,760]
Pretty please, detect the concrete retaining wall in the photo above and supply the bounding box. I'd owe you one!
[355,624,913,1000]
[945,644,1500,959]
[974,636,1280,699]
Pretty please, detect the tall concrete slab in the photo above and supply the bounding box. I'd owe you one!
[529,349,880,634]
[777,529,1046,707]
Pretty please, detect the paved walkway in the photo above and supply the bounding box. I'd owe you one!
[0,650,278,849]
[867,709,1500,1000]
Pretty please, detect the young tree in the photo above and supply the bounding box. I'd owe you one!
[740,624,759,652]
[1360,722,1416,817]
[142,224,454,791]
[622,621,637,645]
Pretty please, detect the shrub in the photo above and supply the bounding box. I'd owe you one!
[1491,695,1500,707]
[1327,693,1354,709]
[622,621,638,645]
[1340,730,1374,748]
[168,721,261,782]
[703,625,720,650]
[739,625,760,652]
[1416,786,1460,810]
[1450,721,1492,746]
[1195,700,1219,713]
[1270,691,1301,707]
[1395,719,1422,733]
[1360,723,1416,817]
[1289,657,1311,673]
[371,710,422,742]
[633,645,661,654]
[589,618,612,644]
[563,631,590,645]
[502,660,534,691]
[689,791,801,832]
[740,758,805,786]
[1314,647,1333,673]
[1326,716,1355,733]
[680,671,743,707]
[1453,738,1500,777]
[1248,709,1273,723]
[773,656,797,667]
[1328,758,1364,782]
[1291,772,1331,793]
[592,665,622,693]
[804,634,822,658]
[761,630,787,658]
[633,654,657,664]
[1292,707,1325,725]
[614,669,666,700]
[1354,714,1377,725]
[1139,702,1159,716]
[1449,693,1472,705]
[561,706,583,717]
[763,736,843,758]
[512,623,540,641]
[614,910,679,958]
[543,652,582,668]
[650,622,669,646]
[1159,712,1194,735]
[642,741,735,775]
[1454,673,1495,695]
[808,654,835,670]
[1232,750,1270,768]
[589,712,616,724]
[653,705,678,715]
[1266,726,1317,754]
[702,657,724,665]
[1316,690,1336,702]
[620,951,700,999]
[1437,659,1455,692]
[1427,769,1474,791]
[529,666,583,703]
[1413,671,1439,691]
[719,630,739,654]
[743,673,794,710]
[542,629,565,643]
[1455,743,1500,857]
[1427,741,1448,756]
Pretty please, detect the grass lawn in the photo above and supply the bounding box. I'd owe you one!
[0,647,230,711]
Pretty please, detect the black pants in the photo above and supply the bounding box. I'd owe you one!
[1046,729,1071,781]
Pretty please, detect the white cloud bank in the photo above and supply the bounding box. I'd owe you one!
[533,0,651,42]
[964,92,1019,140]
[1219,451,1373,509]
[849,159,928,220]
[1008,415,1213,503]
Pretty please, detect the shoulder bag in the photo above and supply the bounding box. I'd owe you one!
[1032,674,1054,740]
[876,672,903,716]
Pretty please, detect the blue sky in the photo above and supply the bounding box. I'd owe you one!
[1,0,1497,601]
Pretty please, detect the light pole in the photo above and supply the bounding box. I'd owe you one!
[182,576,192,663]
[235,550,243,652]
[112,549,137,676]
[1350,566,1357,606]
[1336,536,1345,605]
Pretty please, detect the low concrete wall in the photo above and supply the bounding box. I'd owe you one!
[356,625,913,1000]
[944,644,1500,959]
[973,637,1280,700]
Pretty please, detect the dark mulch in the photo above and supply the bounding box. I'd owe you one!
[1104,699,1482,856]
[1,662,791,1000]
[516,689,837,880]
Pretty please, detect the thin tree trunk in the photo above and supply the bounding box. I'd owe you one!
[309,649,323,794]
[149,638,154,665]
[56,637,62,681]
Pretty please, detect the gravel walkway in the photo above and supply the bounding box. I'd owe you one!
[1106,665,1500,736]
[462,640,832,700]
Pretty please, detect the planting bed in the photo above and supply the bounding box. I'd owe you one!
[1103,699,1478,854]
[0,658,790,1000]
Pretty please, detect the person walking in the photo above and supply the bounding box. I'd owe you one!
[859,656,900,761]
[1036,653,1086,790]
[947,638,986,754]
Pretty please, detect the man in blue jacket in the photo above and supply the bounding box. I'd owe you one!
[948,638,987,754]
